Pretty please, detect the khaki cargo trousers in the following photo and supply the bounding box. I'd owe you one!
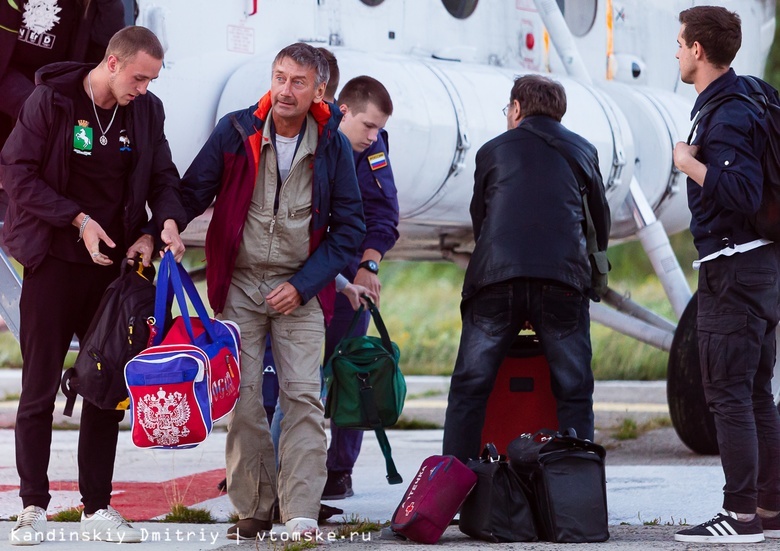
[222,276,327,523]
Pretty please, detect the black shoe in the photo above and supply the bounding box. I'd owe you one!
[675,511,764,543]
[226,518,272,540]
[322,471,354,500]
[319,503,344,523]
[217,478,226,492]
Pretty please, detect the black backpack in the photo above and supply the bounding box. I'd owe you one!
[61,258,156,416]
[687,76,780,241]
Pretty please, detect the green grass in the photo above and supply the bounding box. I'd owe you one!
[161,504,215,524]
[613,418,639,440]
[50,507,81,522]
[0,231,700,381]
[613,416,673,441]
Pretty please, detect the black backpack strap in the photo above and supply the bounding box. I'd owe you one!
[687,90,765,145]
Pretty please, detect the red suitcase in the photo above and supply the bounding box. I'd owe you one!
[391,455,477,544]
[481,334,558,454]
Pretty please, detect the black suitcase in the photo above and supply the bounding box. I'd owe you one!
[508,429,609,543]
[459,443,538,542]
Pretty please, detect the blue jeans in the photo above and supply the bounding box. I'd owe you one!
[442,278,594,463]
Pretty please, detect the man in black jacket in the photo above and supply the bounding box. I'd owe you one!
[442,75,610,463]
[672,6,780,544]
[0,26,186,545]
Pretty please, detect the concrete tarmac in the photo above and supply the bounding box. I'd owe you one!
[0,376,756,550]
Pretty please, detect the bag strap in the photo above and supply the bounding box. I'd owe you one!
[152,251,221,346]
[357,373,403,484]
[365,297,393,353]
[687,87,765,145]
[519,125,605,295]
[324,295,394,379]
[355,371,403,484]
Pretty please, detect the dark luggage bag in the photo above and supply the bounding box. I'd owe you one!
[61,258,156,416]
[390,455,477,544]
[459,443,538,543]
[508,429,609,543]
[481,334,557,454]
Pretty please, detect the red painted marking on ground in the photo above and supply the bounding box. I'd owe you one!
[0,469,227,520]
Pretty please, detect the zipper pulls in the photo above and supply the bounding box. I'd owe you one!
[146,317,157,348]
[128,316,135,345]
[225,354,236,378]
[269,217,276,234]
[89,350,103,372]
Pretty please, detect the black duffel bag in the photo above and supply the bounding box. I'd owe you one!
[459,442,537,543]
[508,429,609,543]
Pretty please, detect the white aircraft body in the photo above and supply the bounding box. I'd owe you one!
[133,0,779,455]
[0,0,774,455]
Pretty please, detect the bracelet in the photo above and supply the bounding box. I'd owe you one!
[77,215,91,242]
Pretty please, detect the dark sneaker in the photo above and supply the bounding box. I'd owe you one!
[322,471,353,500]
[226,518,272,540]
[675,511,764,543]
[762,511,780,539]
[319,503,344,523]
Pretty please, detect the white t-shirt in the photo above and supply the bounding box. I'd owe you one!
[275,134,298,183]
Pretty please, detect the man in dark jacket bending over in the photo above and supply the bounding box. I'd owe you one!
[443,75,610,463]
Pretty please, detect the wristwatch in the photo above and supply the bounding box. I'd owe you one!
[358,259,379,275]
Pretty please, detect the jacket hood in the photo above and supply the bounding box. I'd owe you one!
[35,62,94,95]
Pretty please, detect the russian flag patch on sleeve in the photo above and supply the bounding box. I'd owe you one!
[368,152,388,171]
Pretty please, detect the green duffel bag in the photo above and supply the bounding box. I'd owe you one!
[324,296,405,484]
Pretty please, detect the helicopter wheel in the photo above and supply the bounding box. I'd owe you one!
[667,291,720,455]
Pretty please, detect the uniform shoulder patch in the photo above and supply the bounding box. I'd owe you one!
[368,152,388,171]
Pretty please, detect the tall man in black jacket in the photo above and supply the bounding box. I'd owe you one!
[0,26,186,545]
[672,6,780,544]
[442,75,610,463]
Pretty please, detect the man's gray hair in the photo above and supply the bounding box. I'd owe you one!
[273,43,330,86]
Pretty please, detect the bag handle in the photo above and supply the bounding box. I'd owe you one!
[324,295,394,379]
[346,296,392,354]
[508,428,606,463]
[152,251,221,346]
[480,442,501,462]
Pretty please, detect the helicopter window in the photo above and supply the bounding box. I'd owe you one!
[360,0,385,6]
[556,0,596,37]
[441,0,478,19]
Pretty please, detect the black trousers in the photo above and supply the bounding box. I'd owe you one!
[16,255,123,514]
[698,244,780,513]
[443,278,594,464]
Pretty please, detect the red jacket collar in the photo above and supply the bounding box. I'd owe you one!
[253,91,331,135]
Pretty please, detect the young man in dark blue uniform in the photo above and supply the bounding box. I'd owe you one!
[672,6,780,544]
[322,76,399,500]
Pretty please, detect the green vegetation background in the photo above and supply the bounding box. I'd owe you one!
[1,14,780,379]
